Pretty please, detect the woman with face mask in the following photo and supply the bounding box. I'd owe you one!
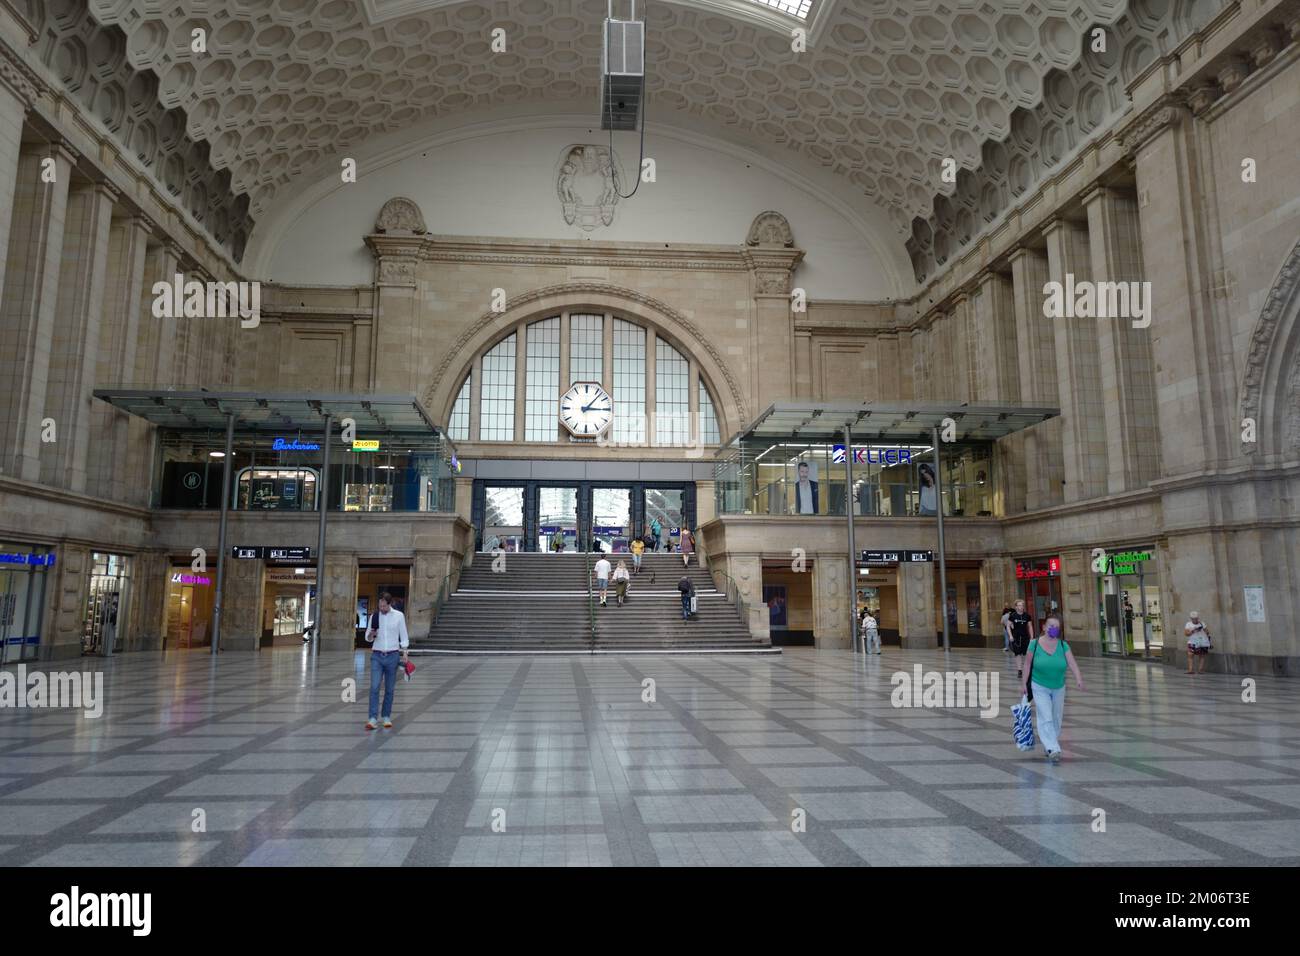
[1020,615,1085,763]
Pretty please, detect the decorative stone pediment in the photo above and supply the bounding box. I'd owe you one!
[556,145,621,231]
[745,211,795,248]
[374,197,428,235]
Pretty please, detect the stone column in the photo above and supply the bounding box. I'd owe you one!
[91,214,151,502]
[1044,216,1108,503]
[45,543,90,662]
[813,552,851,649]
[42,181,118,492]
[1009,246,1062,509]
[1056,546,1091,653]
[0,142,76,482]
[1122,96,1237,476]
[897,561,936,648]
[742,211,803,410]
[0,48,41,305]
[970,270,1020,402]
[727,553,767,641]
[319,552,357,653]
[1083,185,1160,493]
[980,556,1015,647]
[221,556,264,651]
[368,237,422,395]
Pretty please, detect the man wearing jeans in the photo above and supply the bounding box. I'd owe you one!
[364,592,409,730]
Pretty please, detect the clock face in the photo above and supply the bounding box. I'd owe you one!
[559,381,613,437]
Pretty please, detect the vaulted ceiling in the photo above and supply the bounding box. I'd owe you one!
[28,0,1223,283]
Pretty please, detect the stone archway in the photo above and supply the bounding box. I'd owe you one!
[423,282,750,436]
[1238,236,1300,460]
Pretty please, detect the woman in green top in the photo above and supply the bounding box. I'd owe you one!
[1019,615,1086,763]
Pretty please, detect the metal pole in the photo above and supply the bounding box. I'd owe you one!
[211,412,235,655]
[313,413,332,657]
[933,425,950,653]
[845,423,858,653]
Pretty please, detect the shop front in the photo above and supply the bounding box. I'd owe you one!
[1095,547,1164,659]
[261,563,316,647]
[1014,555,1062,636]
[355,563,412,648]
[854,562,899,646]
[0,545,54,664]
[935,562,984,647]
[82,552,131,657]
[165,565,217,649]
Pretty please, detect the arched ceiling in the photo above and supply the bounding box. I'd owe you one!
[42,0,1223,280]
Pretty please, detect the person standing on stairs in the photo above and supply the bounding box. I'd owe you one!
[650,517,663,552]
[593,553,612,607]
[680,528,695,568]
[630,535,644,573]
[678,574,695,621]
[613,559,630,606]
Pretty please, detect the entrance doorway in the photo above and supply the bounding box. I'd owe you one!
[1097,551,1163,658]
[483,486,525,552]
[355,565,411,648]
[538,486,579,552]
[1015,557,1062,636]
[644,487,684,552]
[0,548,49,664]
[592,487,631,552]
[854,565,900,645]
[82,552,131,656]
[165,566,216,648]
[260,565,316,648]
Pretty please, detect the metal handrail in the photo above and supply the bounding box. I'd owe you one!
[709,568,751,633]
[586,547,596,651]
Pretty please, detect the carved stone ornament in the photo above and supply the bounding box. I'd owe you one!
[755,271,790,295]
[1119,95,1188,156]
[556,145,620,231]
[745,210,795,248]
[1238,236,1300,455]
[374,197,428,235]
[377,257,417,285]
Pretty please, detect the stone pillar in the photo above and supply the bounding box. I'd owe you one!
[1083,185,1160,493]
[897,561,935,648]
[742,211,803,410]
[0,142,76,482]
[974,272,1023,515]
[727,553,767,641]
[45,543,90,662]
[221,557,264,652]
[42,181,117,493]
[319,552,356,653]
[409,551,441,641]
[0,49,41,305]
[1122,97,1237,475]
[1056,546,1090,652]
[367,201,425,395]
[980,556,1015,647]
[1044,216,1107,503]
[127,551,168,653]
[90,214,151,502]
[813,552,851,649]
[1009,246,1062,509]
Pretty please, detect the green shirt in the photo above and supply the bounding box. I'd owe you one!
[1029,637,1069,689]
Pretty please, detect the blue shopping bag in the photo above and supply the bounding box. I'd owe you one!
[1011,696,1034,751]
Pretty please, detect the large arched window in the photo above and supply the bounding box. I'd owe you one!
[447,311,725,446]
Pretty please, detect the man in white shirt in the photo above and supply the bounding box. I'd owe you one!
[364,592,409,730]
[593,555,612,607]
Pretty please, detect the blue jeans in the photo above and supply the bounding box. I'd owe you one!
[681,594,691,619]
[632,553,641,570]
[369,650,401,720]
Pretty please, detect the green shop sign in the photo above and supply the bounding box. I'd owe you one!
[1108,550,1152,574]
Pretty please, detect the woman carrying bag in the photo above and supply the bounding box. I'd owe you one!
[1018,615,1085,763]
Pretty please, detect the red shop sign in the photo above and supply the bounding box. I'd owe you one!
[1015,557,1060,579]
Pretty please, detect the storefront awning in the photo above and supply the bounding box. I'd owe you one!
[92,389,442,437]
[727,401,1060,445]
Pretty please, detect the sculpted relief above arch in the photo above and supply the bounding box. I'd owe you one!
[1238,235,1300,458]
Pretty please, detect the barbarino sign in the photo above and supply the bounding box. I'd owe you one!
[0,666,104,718]
[1042,273,1152,329]
[151,273,260,328]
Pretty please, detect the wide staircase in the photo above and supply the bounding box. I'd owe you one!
[415,552,777,654]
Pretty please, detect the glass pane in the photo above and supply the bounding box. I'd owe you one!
[592,488,630,552]
[644,488,683,550]
[483,487,525,552]
[612,319,645,444]
[449,374,470,440]
[655,339,689,445]
[699,381,720,445]
[525,317,561,441]
[538,487,578,552]
[479,333,516,441]
[569,313,603,385]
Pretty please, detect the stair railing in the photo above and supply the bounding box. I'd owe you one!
[585,547,596,651]
[709,568,752,634]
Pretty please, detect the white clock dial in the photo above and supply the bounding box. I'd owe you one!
[559,381,613,437]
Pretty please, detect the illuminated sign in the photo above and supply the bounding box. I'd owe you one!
[861,550,933,564]
[1108,550,1152,575]
[231,546,314,561]
[272,438,320,451]
[352,440,380,452]
[171,573,211,586]
[834,445,915,465]
[0,552,55,567]
[1015,557,1061,579]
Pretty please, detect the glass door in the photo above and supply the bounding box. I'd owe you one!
[644,487,684,551]
[483,486,526,552]
[82,553,131,657]
[538,486,579,552]
[591,488,631,553]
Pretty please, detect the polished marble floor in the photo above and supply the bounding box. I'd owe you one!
[1,647,1298,866]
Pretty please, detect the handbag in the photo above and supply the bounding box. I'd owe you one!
[1011,697,1035,751]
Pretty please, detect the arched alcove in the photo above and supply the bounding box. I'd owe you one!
[1238,236,1300,462]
